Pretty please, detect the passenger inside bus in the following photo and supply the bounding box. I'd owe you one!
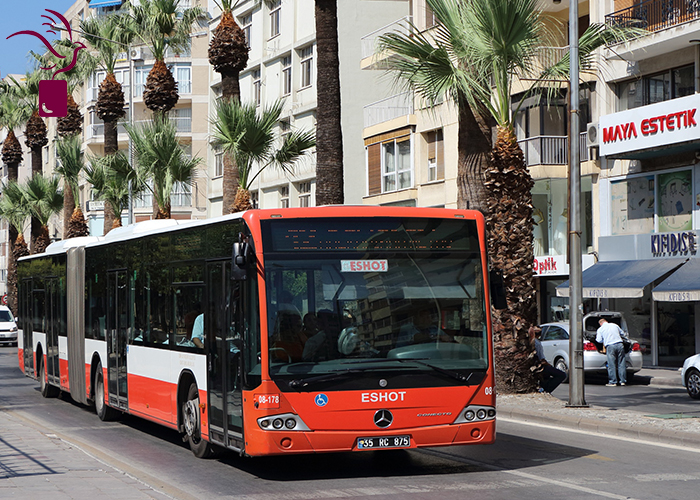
[397,307,453,347]
[271,311,306,362]
[301,310,339,361]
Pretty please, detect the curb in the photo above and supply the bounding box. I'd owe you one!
[497,405,700,449]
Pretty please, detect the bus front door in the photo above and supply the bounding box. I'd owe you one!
[107,270,128,410]
[206,261,243,450]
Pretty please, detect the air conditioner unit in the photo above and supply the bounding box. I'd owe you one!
[130,48,144,61]
[586,122,599,148]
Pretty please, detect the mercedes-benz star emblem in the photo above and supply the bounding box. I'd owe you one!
[373,409,393,428]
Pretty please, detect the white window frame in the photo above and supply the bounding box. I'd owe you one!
[253,68,261,106]
[171,181,192,207]
[241,14,252,46]
[134,66,152,98]
[280,185,290,208]
[214,146,224,177]
[297,181,311,207]
[300,45,313,89]
[173,64,192,94]
[269,0,281,39]
[381,136,413,193]
[282,55,292,96]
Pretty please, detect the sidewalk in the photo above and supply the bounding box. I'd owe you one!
[498,367,700,450]
[0,409,175,500]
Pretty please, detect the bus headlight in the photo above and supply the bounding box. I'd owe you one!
[257,413,310,431]
[453,405,495,424]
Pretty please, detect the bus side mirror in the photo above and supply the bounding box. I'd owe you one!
[489,270,507,310]
[231,242,248,281]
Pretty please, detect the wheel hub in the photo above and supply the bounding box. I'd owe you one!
[184,399,199,437]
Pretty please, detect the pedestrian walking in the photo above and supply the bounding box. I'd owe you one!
[596,318,628,386]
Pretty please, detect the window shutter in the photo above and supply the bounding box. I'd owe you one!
[367,143,381,195]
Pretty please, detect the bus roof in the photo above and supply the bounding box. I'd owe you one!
[18,206,483,261]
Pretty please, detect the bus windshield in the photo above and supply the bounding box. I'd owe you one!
[261,217,488,391]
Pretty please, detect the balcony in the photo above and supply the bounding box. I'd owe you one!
[606,0,700,33]
[89,122,128,140]
[363,92,414,129]
[518,133,589,167]
[360,16,413,69]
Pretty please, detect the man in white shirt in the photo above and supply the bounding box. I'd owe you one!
[596,318,627,387]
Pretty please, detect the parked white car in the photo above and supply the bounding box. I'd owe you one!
[0,305,18,347]
[681,353,700,399]
[539,312,643,380]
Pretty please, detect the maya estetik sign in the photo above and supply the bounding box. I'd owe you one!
[599,93,700,157]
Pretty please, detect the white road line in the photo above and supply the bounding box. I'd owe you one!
[499,416,700,454]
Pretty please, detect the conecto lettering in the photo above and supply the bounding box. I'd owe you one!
[361,391,407,403]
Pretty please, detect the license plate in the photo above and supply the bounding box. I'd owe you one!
[357,435,410,450]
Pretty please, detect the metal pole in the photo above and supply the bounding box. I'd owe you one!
[128,45,134,226]
[568,0,587,408]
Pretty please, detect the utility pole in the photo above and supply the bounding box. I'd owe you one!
[568,0,587,408]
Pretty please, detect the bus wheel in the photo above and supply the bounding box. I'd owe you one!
[183,382,213,458]
[39,358,59,398]
[94,362,119,421]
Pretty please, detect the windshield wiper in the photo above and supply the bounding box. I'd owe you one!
[288,368,368,390]
[288,358,474,389]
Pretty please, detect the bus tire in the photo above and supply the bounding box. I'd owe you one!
[183,382,213,458]
[94,362,119,421]
[39,357,59,398]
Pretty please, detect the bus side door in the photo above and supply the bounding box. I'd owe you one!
[206,261,243,450]
[107,270,128,410]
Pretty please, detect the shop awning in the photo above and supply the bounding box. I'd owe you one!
[652,259,700,302]
[89,0,123,8]
[556,259,686,298]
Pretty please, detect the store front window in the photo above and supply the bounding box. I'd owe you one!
[611,168,692,235]
[532,177,593,256]
[657,302,695,367]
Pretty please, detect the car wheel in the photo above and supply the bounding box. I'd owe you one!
[686,368,700,400]
[554,358,569,383]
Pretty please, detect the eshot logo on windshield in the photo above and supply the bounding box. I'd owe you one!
[314,393,329,407]
[341,260,388,273]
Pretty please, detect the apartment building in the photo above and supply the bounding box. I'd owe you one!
[226,0,408,210]
[578,0,700,366]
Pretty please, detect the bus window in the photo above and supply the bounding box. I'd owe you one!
[174,285,204,350]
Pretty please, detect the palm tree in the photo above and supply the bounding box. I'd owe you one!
[379,0,640,393]
[208,0,249,101]
[0,89,31,182]
[84,152,139,231]
[79,12,134,233]
[0,181,31,314]
[6,72,46,177]
[208,0,249,213]
[211,99,316,211]
[130,0,203,116]
[127,115,201,219]
[22,175,64,254]
[55,135,89,239]
[314,0,344,205]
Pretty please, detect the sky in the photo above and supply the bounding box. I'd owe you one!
[0,1,78,78]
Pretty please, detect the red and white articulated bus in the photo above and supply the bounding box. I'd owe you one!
[17,206,502,457]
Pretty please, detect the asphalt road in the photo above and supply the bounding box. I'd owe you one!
[2,347,700,500]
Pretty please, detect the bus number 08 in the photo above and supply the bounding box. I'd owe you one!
[484,387,493,395]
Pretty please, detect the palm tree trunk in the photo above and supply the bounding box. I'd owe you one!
[456,98,493,211]
[30,216,44,254]
[221,71,241,214]
[63,182,75,239]
[31,148,42,177]
[6,162,19,182]
[6,226,18,316]
[485,126,538,393]
[314,0,344,206]
[103,120,118,234]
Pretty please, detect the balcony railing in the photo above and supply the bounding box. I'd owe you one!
[89,123,128,139]
[518,133,589,166]
[136,113,191,133]
[361,16,412,60]
[363,92,414,128]
[605,0,700,33]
